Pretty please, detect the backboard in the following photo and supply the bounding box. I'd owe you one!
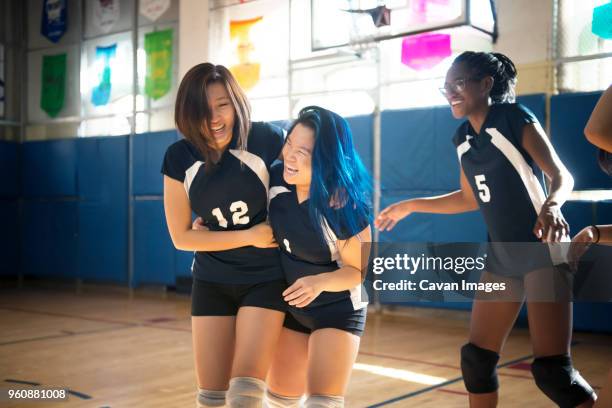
[311,0,496,51]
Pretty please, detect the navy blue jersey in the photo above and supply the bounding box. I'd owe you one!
[453,103,546,243]
[161,122,285,284]
[452,103,566,275]
[268,162,368,309]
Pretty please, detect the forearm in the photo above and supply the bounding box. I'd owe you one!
[595,225,612,246]
[173,229,252,252]
[410,190,477,214]
[544,170,574,207]
[317,266,362,293]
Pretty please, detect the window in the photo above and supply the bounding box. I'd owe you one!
[556,0,612,92]
[24,0,179,139]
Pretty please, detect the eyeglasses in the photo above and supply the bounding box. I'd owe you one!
[438,77,479,97]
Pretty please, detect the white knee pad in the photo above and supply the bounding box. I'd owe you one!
[304,395,344,408]
[264,390,302,408]
[197,388,227,407]
[227,377,266,408]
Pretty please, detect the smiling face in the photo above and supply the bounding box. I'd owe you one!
[282,123,315,188]
[443,62,491,119]
[203,81,235,149]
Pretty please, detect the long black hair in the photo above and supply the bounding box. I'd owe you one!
[452,51,518,103]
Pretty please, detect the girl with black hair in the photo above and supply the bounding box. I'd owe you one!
[376,52,596,407]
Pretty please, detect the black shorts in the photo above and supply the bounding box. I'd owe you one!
[283,298,367,337]
[191,278,287,316]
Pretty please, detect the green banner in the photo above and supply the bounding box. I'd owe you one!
[40,53,67,117]
[144,29,173,100]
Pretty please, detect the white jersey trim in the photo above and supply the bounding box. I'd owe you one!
[486,127,568,264]
[485,127,546,213]
[268,186,291,209]
[320,217,368,310]
[184,161,204,195]
[456,138,471,160]
[230,149,270,196]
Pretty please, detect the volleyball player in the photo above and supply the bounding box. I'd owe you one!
[376,52,596,407]
[264,106,372,408]
[162,63,286,408]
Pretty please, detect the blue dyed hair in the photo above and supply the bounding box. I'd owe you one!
[288,106,373,241]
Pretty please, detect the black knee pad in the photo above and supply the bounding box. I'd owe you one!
[531,355,595,408]
[460,343,500,394]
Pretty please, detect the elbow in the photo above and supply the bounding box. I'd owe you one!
[567,172,575,191]
[560,169,574,192]
[169,232,191,252]
[351,267,365,285]
[584,125,607,149]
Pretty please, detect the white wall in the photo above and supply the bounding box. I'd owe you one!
[493,0,554,94]
[178,0,209,81]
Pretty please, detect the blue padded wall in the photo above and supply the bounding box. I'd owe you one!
[0,201,19,276]
[21,200,78,278]
[346,114,374,174]
[133,130,179,195]
[22,139,77,197]
[133,200,176,286]
[77,136,128,283]
[0,141,19,197]
[132,130,190,285]
[0,142,19,276]
[21,139,79,278]
[551,92,610,190]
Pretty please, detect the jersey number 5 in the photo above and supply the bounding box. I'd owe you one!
[211,201,250,228]
[474,174,491,203]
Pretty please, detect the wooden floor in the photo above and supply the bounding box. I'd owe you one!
[1,285,610,407]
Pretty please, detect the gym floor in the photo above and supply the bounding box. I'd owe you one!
[1,285,610,407]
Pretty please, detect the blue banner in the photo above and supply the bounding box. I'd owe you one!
[41,0,67,43]
[91,44,117,107]
[592,1,612,40]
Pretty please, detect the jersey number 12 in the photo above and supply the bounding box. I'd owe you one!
[211,201,250,228]
[474,174,491,203]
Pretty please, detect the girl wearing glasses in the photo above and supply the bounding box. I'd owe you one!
[376,52,596,407]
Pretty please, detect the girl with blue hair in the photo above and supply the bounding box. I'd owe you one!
[265,106,372,407]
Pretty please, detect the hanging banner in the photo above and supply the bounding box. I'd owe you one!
[401,33,451,70]
[41,0,68,43]
[229,17,263,91]
[93,0,120,34]
[145,29,173,100]
[592,2,612,40]
[140,0,170,22]
[40,53,67,117]
[91,44,117,106]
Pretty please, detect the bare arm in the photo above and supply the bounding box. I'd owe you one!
[163,176,272,251]
[410,168,479,214]
[522,122,574,241]
[523,122,574,207]
[584,86,612,153]
[283,226,371,308]
[375,167,478,231]
[316,225,372,291]
[598,225,612,244]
